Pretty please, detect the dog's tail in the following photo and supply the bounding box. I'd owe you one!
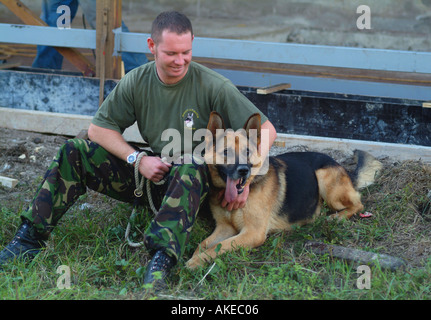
[350,150,383,189]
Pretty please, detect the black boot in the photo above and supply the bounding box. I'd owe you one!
[144,250,176,288]
[0,219,46,268]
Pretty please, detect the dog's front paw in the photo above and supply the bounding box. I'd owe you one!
[186,255,205,270]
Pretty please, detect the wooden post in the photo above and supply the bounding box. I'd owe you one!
[0,0,96,76]
[96,0,122,105]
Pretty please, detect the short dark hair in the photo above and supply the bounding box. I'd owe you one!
[151,11,193,44]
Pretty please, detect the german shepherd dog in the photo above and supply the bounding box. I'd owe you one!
[186,112,382,269]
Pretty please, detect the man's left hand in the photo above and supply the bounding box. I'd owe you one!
[219,184,250,211]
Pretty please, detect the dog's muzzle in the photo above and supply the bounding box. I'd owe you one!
[236,166,249,194]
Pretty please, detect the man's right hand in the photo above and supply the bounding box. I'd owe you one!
[88,124,172,183]
[138,155,172,183]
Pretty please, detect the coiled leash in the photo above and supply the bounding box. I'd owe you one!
[125,151,168,247]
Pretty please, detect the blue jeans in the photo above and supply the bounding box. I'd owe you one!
[32,0,148,72]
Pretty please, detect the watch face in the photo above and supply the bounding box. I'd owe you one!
[127,152,137,163]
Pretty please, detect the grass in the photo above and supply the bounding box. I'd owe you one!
[1,160,431,300]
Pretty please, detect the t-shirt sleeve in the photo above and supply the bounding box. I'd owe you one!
[91,72,137,133]
[212,80,268,130]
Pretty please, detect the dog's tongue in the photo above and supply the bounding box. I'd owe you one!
[224,177,240,203]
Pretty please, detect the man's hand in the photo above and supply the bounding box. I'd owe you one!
[219,184,250,211]
[138,155,172,183]
[88,124,172,183]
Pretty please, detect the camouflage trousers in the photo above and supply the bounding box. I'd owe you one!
[21,139,209,262]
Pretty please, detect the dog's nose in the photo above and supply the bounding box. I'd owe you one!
[237,165,249,177]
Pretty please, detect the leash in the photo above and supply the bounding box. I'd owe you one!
[125,151,167,248]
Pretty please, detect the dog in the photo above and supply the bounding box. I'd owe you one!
[186,112,382,269]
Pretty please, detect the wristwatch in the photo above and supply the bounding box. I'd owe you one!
[126,151,140,165]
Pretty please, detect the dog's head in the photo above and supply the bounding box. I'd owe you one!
[205,112,262,203]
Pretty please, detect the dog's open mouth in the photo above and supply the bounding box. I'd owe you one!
[225,176,247,203]
[236,177,247,194]
[217,168,249,203]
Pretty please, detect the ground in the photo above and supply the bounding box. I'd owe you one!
[0,127,119,215]
[1,126,430,271]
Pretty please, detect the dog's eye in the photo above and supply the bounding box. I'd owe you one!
[223,148,229,157]
[246,148,250,157]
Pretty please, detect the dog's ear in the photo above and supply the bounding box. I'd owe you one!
[207,111,225,136]
[205,112,225,164]
[244,113,261,145]
[244,113,261,131]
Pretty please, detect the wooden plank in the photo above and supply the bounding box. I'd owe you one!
[0,0,45,26]
[195,57,431,87]
[273,140,286,148]
[423,102,431,117]
[96,0,122,81]
[0,107,93,136]
[0,62,21,69]
[257,83,291,95]
[54,46,96,77]
[0,107,145,144]
[0,0,96,76]
[97,5,108,105]
[0,176,19,188]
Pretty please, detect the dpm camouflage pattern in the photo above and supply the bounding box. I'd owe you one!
[21,139,209,262]
[144,154,209,261]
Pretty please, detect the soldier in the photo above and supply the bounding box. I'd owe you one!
[0,11,277,287]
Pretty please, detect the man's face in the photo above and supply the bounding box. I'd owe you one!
[148,30,193,85]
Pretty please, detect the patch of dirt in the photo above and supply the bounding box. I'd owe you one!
[0,128,124,215]
[0,128,66,209]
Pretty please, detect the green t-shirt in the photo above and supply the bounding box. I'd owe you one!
[92,61,267,156]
